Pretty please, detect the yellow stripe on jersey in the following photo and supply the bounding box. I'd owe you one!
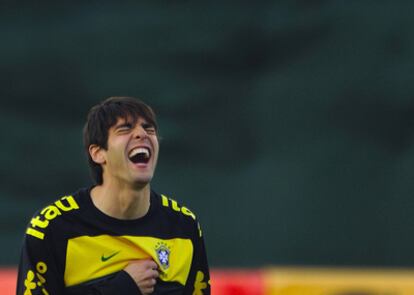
[161,194,196,221]
[64,235,193,287]
[161,194,169,207]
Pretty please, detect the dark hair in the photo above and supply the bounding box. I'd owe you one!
[83,96,158,184]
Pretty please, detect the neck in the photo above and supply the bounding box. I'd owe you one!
[90,181,151,220]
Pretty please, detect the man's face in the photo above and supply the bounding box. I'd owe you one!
[99,116,159,187]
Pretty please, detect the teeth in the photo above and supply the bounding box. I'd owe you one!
[129,147,150,158]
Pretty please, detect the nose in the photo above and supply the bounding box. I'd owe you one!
[133,125,148,139]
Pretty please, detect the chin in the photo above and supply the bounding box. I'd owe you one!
[132,176,153,187]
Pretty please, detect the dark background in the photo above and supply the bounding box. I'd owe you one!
[2,1,414,268]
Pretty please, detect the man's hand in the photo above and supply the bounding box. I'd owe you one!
[124,259,159,294]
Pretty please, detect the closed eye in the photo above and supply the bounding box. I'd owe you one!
[142,123,156,134]
[115,123,133,133]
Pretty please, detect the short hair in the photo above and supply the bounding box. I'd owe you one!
[83,96,158,184]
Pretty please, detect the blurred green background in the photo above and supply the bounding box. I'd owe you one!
[2,1,414,268]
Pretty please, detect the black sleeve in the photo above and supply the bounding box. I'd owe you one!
[66,271,142,295]
[88,271,142,295]
[184,220,211,295]
[16,229,65,295]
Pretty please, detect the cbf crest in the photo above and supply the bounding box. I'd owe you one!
[155,242,171,270]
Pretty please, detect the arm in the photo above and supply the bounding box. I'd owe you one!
[184,221,211,295]
[16,230,65,295]
[59,260,158,295]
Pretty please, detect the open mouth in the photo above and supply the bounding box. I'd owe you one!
[128,147,151,164]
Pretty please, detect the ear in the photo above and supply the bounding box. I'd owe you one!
[89,144,106,165]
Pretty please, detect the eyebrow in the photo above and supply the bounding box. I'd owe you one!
[113,118,156,130]
[142,122,155,128]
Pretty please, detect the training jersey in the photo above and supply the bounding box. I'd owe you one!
[16,187,210,295]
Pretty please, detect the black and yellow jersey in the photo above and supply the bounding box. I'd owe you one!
[16,187,210,295]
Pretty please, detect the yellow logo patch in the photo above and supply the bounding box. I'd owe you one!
[24,261,49,295]
[26,195,79,240]
[193,271,208,295]
[161,195,196,220]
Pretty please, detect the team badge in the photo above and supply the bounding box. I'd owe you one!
[155,242,171,270]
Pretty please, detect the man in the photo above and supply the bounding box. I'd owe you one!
[16,97,210,294]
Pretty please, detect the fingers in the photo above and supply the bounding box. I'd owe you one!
[145,259,159,270]
[137,269,158,294]
[139,277,157,294]
[124,259,160,295]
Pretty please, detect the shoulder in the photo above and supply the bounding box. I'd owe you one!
[153,192,203,236]
[158,193,197,221]
[25,192,83,242]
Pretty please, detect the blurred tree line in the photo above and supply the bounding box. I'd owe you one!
[2,1,414,267]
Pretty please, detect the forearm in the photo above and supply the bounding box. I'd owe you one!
[64,271,142,295]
